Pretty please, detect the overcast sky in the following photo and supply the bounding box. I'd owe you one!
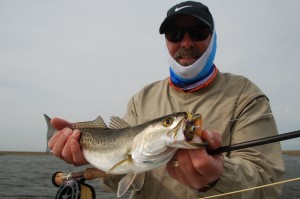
[1,0,300,151]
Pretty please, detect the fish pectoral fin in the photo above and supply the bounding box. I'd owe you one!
[131,173,145,191]
[117,173,145,197]
[107,155,132,174]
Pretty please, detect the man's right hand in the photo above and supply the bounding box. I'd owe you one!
[48,117,89,166]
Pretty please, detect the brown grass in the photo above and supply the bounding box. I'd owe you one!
[282,150,300,156]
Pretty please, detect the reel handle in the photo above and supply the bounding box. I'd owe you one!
[52,168,108,187]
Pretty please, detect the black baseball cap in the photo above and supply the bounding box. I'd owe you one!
[159,1,214,34]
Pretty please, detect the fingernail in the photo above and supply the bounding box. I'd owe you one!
[72,130,80,138]
[63,128,72,136]
[206,130,213,139]
[206,130,214,144]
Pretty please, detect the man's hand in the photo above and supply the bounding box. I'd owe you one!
[166,129,224,190]
[48,117,89,166]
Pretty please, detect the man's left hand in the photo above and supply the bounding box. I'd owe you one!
[166,130,224,190]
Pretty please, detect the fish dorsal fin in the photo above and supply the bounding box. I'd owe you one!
[91,116,107,128]
[108,116,130,129]
[71,116,107,129]
[117,173,145,197]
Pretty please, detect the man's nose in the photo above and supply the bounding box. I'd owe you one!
[180,32,194,49]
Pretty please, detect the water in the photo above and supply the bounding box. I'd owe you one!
[280,154,300,198]
[0,154,299,198]
[0,154,121,199]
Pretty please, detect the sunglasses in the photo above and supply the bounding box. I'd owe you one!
[165,26,211,43]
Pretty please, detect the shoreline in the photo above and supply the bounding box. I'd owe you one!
[1,150,300,156]
[282,150,300,156]
[0,151,51,155]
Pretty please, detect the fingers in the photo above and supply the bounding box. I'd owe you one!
[167,150,205,189]
[167,149,224,189]
[70,130,89,166]
[167,130,224,189]
[189,149,224,176]
[48,127,88,166]
[201,130,222,150]
[61,134,73,163]
[62,130,88,165]
[167,151,206,189]
[51,117,70,130]
[48,118,70,150]
[48,129,63,149]
[50,128,73,159]
[167,152,187,185]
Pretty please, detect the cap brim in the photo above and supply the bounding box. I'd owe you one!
[159,13,212,34]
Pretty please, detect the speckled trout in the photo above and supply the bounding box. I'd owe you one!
[44,112,205,197]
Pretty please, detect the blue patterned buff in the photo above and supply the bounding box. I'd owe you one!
[168,30,217,90]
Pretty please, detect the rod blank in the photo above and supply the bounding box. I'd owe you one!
[208,130,300,155]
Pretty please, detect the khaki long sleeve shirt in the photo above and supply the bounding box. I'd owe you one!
[102,72,285,199]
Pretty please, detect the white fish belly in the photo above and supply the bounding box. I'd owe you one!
[83,149,166,175]
[83,150,123,173]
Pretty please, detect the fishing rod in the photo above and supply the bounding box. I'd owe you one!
[52,130,300,186]
[52,168,107,187]
[208,129,300,155]
[51,130,300,199]
[202,129,300,199]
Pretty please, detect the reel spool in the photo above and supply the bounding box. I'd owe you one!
[52,171,96,199]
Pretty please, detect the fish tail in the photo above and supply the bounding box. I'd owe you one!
[44,114,56,152]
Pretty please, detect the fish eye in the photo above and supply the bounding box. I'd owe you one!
[162,117,174,127]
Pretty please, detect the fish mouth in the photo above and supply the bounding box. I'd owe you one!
[172,112,203,142]
[172,113,189,140]
[183,113,202,142]
[165,112,206,149]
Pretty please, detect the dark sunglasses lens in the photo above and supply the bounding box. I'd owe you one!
[165,27,211,42]
[165,30,184,42]
[189,27,210,41]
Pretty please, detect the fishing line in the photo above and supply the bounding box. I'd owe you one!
[199,108,300,198]
[198,177,300,199]
[232,106,300,121]
[50,107,300,199]
[204,106,300,128]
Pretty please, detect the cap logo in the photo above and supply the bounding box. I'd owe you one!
[175,5,192,12]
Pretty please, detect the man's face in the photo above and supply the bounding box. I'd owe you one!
[165,16,212,66]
